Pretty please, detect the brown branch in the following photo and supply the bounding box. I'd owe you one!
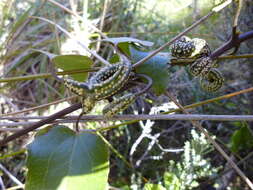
[0,103,81,146]
[2,114,253,124]
[0,96,77,116]
[210,29,253,59]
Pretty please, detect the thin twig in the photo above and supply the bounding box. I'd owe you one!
[0,149,26,160]
[2,114,253,123]
[0,68,99,83]
[1,52,253,84]
[233,0,243,28]
[0,96,76,116]
[0,163,23,187]
[98,86,253,132]
[0,176,5,190]
[104,31,215,38]
[2,86,253,127]
[0,128,23,131]
[210,30,253,59]
[96,0,109,51]
[171,53,253,66]
[6,185,24,190]
[210,151,253,185]
[0,103,81,146]
[132,11,214,68]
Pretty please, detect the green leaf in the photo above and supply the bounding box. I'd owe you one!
[118,42,131,57]
[25,125,109,190]
[230,124,253,153]
[102,37,153,57]
[164,172,180,190]
[9,6,34,40]
[5,51,39,75]
[130,46,171,95]
[109,54,120,63]
[32,49,57,60]
[102,37,153,47]
[52,55,93,82]
[34,50,93,82]
[144,183,166,190]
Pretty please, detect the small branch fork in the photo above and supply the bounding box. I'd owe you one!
[210,29,253,59]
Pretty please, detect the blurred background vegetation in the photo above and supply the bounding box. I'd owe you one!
[0,0,253,189]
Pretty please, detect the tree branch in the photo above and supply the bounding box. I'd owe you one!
[1,114,253,127]
[210,29,253,59]
[0,103,81,146]
[171,53,253,66]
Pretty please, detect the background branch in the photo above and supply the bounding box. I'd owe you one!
[210,30,253,59]
[1,114,253,124]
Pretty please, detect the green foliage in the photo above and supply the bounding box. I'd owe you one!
[52,55,93,82]
[131,46,171,95]
[35,50,93,82]
[144,173,181,190]
[1,1,252,189]
[165,130,218,190]
[164,172,180,190]
[102,37,154,48]
[102,37,153,57]
[102,37,171,95]
[230,123,253,153]
[142,130,218,190]
[144,183,166,190]
[25,125,109,190]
